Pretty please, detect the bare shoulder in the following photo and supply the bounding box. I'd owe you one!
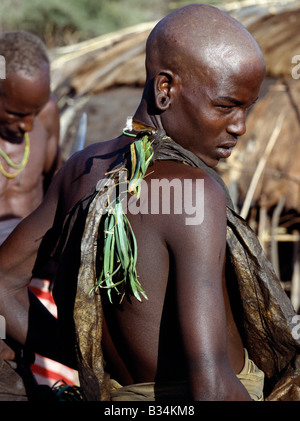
[144,160,227,228]
[148,160,226,194]
[37,94,60,132]
[129,159,228,266]
[65,136,128,171]
[55,137,132,213]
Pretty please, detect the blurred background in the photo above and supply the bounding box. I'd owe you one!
[0,0,186,47]
[1,0,300,311]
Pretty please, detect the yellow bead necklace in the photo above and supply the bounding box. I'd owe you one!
[0,132,30,178]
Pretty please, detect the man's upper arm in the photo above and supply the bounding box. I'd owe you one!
[166,174,229,398]
[0,168,63,345]
[38,95,63,190]
[0,169,62,289]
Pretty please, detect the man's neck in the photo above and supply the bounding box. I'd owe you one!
[133,103,164,133]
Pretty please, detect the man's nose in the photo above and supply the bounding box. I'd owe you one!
[227,109,246,137]
[18,115,35,133]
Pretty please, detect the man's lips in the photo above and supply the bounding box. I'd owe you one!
[219,140,238,149]
[217,141,238,158]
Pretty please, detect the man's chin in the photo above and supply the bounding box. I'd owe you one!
[1,132,24,144]
[198,155,220,168]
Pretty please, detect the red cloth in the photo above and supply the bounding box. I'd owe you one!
[28,278,77,387]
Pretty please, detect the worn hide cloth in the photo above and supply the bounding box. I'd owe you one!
[40,130,300,401]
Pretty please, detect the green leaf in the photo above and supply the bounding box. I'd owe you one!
[92,136,153,303]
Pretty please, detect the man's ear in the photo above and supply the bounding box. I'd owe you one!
[154,70,175,111]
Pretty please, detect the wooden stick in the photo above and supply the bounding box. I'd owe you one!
[271,196,286,279]
[258,203,268,253]
[240,113,284,219]
[291,230,300,313]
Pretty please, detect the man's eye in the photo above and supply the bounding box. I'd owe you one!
[216,104,234,111]
[5,113,17,120]
[5,110,19,117]
[6,111,27,118]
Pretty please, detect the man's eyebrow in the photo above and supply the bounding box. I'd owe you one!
[5,108,29,117]
[216,96,259,106]
[217,96,242,104]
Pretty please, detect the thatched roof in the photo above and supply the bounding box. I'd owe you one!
[247,8,300,77]
[50,22,153,98]
[50,23,153,159]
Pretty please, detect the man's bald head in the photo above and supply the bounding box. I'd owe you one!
[135,4,266,166]
[145,4,264,81]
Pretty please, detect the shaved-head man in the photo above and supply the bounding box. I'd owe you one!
[0,5,299,401]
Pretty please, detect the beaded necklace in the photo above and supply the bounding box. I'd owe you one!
[0,132,30,178]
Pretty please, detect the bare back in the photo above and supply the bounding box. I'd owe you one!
[98,159,245,385]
